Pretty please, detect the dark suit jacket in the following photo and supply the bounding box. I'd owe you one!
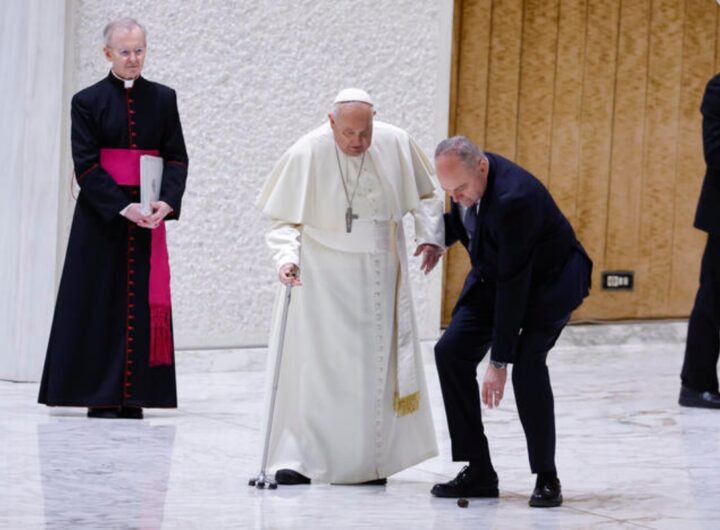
[445,153,592,363]
[695,74,720,234]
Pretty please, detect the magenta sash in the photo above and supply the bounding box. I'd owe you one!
[100,148,173,367]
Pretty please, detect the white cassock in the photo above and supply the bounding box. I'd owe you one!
[256,120,444,484]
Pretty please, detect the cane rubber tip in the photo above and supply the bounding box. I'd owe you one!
[269,483,278,490]
[457,498,469,508]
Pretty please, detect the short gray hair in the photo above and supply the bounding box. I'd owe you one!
[435,135,485,169]
[103,17,147,47]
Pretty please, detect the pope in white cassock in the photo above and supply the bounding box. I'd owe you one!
[256,89,445,485]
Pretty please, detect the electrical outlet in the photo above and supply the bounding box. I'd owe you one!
[601,271,634,291]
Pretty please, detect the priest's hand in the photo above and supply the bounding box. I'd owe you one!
[123,203,153,227]
[279,263,302,286]
[482,364,507,409]
[414,244,444,274]
[146,201,173,229]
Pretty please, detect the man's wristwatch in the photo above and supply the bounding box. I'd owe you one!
[489,360,507,369]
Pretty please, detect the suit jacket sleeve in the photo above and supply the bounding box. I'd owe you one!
[444,210,463,248]
[159,89,189,220]
[702,76,720,171]
[491,195,542,363]
[71,94,132,222]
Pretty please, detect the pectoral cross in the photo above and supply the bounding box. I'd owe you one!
[345,206,358,233]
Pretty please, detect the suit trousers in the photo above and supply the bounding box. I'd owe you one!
[682,234,720,393]
[434,288,570,475]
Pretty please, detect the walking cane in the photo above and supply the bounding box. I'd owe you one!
[249,283,292,490]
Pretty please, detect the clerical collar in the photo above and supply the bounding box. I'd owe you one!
[110,69,138,89]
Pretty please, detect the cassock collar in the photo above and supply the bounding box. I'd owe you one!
[108,70,143,89]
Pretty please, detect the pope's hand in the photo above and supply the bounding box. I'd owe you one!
[482,364,507,409]
[279,263,302,286]
[122,203,152,227]
[414,244,444,274]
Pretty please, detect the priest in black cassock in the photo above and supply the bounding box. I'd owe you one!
[38,17,188,419]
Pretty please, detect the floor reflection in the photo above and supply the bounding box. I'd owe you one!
[38,420,175,529]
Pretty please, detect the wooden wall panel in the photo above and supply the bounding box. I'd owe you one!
[572,0,621,318]
[515,0,559,185]
[547,0,587,227]
[442,0,719,325]
[453,0,492,142]
[601,0,651,320]
[484,0,524,157]
[636,0,686,316]
[668,0,717,315]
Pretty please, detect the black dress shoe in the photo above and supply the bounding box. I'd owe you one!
[87,407,120,419]
[275,469,311,485]
[678,385,720,409]
[431,466,499,498]
[357,478,387,486]
[529,477,563,508]
[119,407,144,419]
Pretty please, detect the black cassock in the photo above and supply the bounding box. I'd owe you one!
[38,72,188,408]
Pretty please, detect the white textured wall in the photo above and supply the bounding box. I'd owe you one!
[69,0,453,349]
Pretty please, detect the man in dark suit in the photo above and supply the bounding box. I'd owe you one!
[680,74,720,409]
[430,136,592,507]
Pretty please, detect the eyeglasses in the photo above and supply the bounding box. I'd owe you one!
[110,47,145,59]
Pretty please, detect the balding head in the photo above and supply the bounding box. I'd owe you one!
[103,17,146,47]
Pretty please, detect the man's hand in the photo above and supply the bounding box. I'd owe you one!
[482,364,508,409]
[414,244,444,274]
[278,263,302,286]
[122,203,151,227]
[145,201,173,229]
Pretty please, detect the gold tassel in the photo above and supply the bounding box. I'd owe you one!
[394,391,420,417]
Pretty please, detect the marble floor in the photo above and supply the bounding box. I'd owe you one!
[1,324,719,529]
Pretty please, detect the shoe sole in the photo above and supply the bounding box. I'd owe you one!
[529,495,563,508]
[431,488,499,498]
[679,397,720,409]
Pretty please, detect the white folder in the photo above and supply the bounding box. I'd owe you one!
[140,155,164,215]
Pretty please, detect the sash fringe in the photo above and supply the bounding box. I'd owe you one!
[394,391,420,417]
[150,305,173,367]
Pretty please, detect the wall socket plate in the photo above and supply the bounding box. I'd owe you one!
[601,271,634,291]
